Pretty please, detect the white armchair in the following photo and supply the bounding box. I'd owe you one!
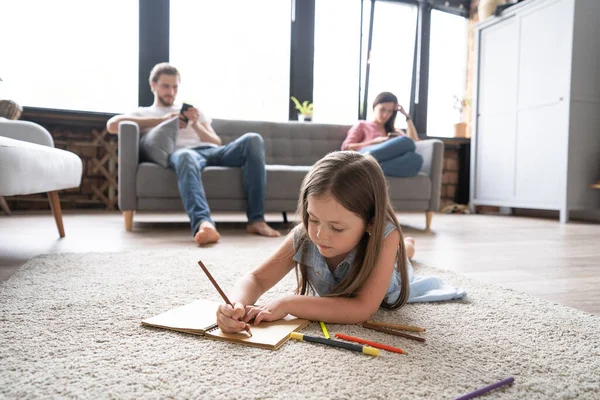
[0,118,83,237]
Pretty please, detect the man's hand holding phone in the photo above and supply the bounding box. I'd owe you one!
[180,103,201,129]
[180,103,192,123]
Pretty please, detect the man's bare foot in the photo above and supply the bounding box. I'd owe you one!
[246,221,281,238]
[194,221,221,245]
[404,237,416,260]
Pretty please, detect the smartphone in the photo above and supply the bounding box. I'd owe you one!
[180,103,193,123]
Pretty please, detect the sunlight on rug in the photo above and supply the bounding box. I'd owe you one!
[1,248,599,399]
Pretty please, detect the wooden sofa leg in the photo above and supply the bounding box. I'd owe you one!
[425,211,434,231]
[0,196,11,215]
[47,191,65,238]
[282,211,288,224]
[124,211,134,231]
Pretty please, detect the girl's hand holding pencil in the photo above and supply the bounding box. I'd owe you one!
[216,301,252,334]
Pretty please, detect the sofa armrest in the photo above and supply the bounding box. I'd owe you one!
[117,121,140,211]
[415,139,444,212]
[0,119,54,147]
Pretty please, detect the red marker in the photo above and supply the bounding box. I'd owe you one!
[335,333,406,354]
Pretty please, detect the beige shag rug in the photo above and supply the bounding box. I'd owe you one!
[1,248,599,399]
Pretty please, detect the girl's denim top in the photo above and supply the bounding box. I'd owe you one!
[292,221,413,304]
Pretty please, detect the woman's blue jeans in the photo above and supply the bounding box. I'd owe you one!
[169,132,266,235]
[358,136,423,177]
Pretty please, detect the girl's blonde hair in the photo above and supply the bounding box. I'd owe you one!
[294,151,410,309]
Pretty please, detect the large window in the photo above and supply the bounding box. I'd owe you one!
[312,0,363,124]
[0,0,469,131]
[363,1,417,130]
[170,0,292,122]
[313,0,417,127]
[426,9,468,137]
[0,0,138,113]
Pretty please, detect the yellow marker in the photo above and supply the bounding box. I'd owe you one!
[319,321,330,339]
[289,332,379,356]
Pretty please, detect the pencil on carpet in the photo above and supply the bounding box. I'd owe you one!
[364,320,426,333]
[335,333,406,354]
[290,332,379,356]
[319,321,330,339]
[197,260,252,337]
[362,324,426,342]
[454,377,515,400]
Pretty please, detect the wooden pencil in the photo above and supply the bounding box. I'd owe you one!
[197,260,252,337]
[362,324,426,342]
[364,320,426,333]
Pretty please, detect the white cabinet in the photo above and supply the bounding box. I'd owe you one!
[471,0,600,222]
[475,17,519,202]
[517,0,573,109]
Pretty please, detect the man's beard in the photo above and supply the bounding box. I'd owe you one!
[158,95,175,107]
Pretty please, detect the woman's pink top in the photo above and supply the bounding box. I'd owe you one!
[341,120,405,150]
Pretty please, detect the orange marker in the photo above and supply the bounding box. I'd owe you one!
[335,333,406,354]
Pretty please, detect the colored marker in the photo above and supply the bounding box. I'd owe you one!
[335,333,406,354]
[290,332,379,356]
[454,377,515,400]
[319,321,330,339]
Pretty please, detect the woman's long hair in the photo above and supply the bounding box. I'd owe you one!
[373,91,398,135]
[294,151,410,309]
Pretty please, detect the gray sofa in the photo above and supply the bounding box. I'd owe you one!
[117,119,444,231]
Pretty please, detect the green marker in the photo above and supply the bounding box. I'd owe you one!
[290,332,379,356]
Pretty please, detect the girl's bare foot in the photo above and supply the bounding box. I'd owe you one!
[246,221,281,238]
[404,236,416,260]
[195,221,221,245]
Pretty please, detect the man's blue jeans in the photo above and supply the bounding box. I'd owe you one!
[169,132,266,235]
[359,136,423,177]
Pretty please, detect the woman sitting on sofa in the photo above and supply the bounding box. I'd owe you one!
[341,91,423,177]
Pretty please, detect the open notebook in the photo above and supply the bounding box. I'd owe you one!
[141,299,310,350]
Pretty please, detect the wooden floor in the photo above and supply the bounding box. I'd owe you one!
[1,210,599,315]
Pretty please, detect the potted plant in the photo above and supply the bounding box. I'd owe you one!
[291,96,313,122]
[453,94,470,138]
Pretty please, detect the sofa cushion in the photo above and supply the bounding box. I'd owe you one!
[387,173,431,200]
[0,136,82,196]
[139,116,178,168]
[137,163,311,201]
[265,165,311,200]
[136,162,430,202]
[213,119,351,166]
[137,163,246,199]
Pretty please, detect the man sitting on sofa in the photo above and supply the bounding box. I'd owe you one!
[106,62,280,245]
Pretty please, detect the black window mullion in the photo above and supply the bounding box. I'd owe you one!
[413,1,431,138]
[360,0,376,120]
[289,0,315,120]
[358,0,366,119]
[139,0,170,107]
[409,13,419,126]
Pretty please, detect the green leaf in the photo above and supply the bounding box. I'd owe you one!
[290,96,302,110]
[291,96,313,114]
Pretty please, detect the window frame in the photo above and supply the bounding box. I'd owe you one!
[17,0,470,138]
